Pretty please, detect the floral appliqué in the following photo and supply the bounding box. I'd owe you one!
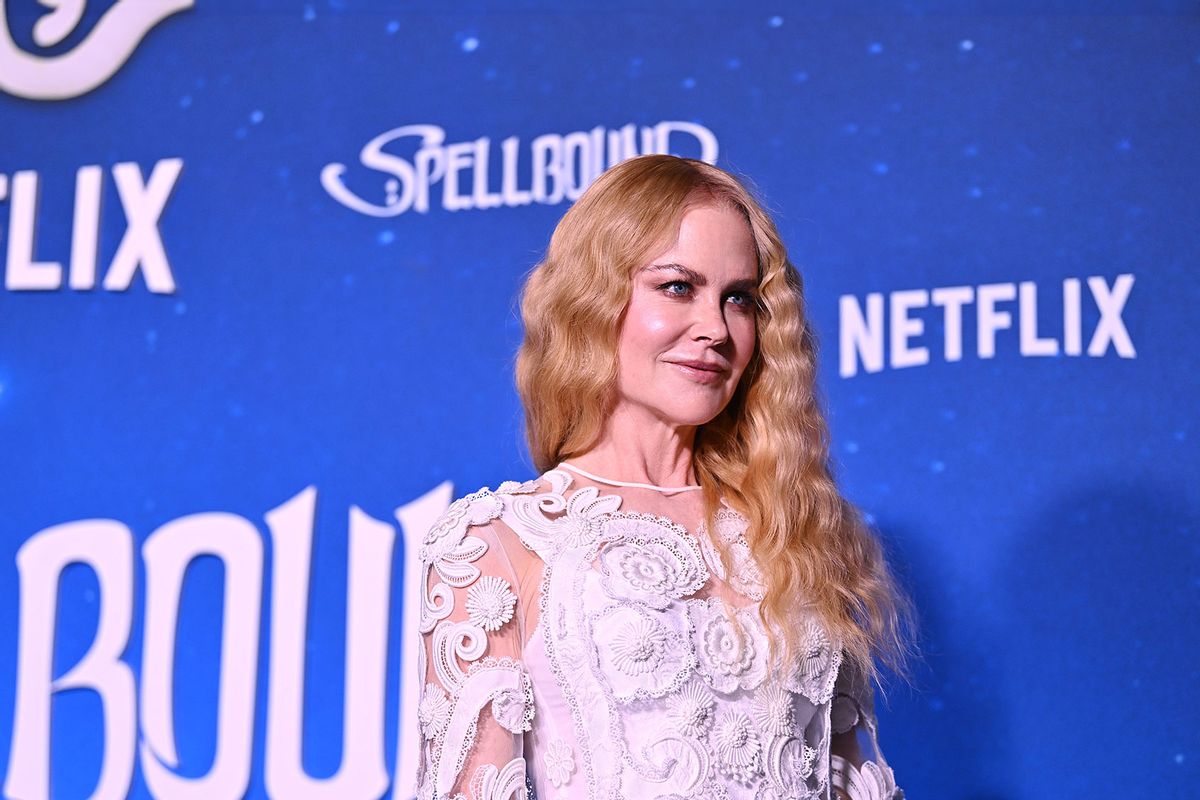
[610,615,668,675]
[666,681,716,737]
[711,709,762,784]
[751,683,795,739]
[417,683,450,740]
[465,575,517,631]
[543,737,576,788]
[691,599,767,693]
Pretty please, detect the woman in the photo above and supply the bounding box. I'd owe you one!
[416,155,912,800]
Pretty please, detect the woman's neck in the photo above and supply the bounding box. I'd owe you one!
[566,405,697,487]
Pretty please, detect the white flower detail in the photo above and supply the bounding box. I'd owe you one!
[598,524,707,608]
[666,682,715,737]
[701,611,754,678]
[788,616,838,703]
[711,709,761,783]
[618,546,675,591]
[610,615,667,674]
[751,683,795,738]
[465,575,517,631]
[417,683,450,740]
[543,737,575,788]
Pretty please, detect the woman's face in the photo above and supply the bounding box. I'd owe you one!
[614,201,759,429]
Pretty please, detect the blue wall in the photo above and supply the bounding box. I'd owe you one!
[0,1,1196,797]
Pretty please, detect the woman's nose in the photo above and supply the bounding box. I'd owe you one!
[691,296,729,343]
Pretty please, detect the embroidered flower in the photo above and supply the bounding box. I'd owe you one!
[610,615,667,674]
[786,616,839,703]
[597,523,707,608]
[751,683,796,738]
[666,682,716,737]
[700,610,754,680]
[543,737,575,788]
[619,546,676,591]
[465,575,517,632]
[417,683,450,740]
[592,606,692,701]
[711,709,761,783]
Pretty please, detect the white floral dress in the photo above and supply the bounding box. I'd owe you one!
[416,467,902,800]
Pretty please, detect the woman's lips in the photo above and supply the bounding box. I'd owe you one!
[666,360,727,384]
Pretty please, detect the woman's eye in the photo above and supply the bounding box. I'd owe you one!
[658,280,691,296]
[727,292,758,310]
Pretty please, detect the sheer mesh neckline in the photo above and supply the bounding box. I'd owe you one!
[557,461,703,493]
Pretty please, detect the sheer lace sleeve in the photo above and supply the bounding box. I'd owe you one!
[416,488,534,800]
[830,655,903,800]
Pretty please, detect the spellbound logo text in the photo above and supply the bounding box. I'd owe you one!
[321,121,719,217]
[5,484,450,799]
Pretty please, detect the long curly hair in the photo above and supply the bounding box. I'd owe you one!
[515,154,913,683]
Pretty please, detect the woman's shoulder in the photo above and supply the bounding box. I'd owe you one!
[422,474,550,559]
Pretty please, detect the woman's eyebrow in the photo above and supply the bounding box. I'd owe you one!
[643,262,758,293]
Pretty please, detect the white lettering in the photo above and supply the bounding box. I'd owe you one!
[1019,281,1058,356]
[7,521,135,800]
[889,289,929,369]
[1087,274,1136,357]
[69,165,103,290]
[103,159,183,293]
[140,513,262,798]
[976,282,1017,359]
[323,121,720,217]
[264,488,394,799]
[1063,277,1083,356]
[840,274,1136,375]
[3,159,182,294]
[5,170,62,290]
[931,286,973,362]
[0,0,194,101]
[839,292,884,377]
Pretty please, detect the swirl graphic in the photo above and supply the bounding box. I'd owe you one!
[0,0,194,100]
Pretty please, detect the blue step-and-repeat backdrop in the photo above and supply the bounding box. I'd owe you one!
[1,1,1197,798]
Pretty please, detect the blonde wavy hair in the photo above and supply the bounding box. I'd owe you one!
[516,154,913,683]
